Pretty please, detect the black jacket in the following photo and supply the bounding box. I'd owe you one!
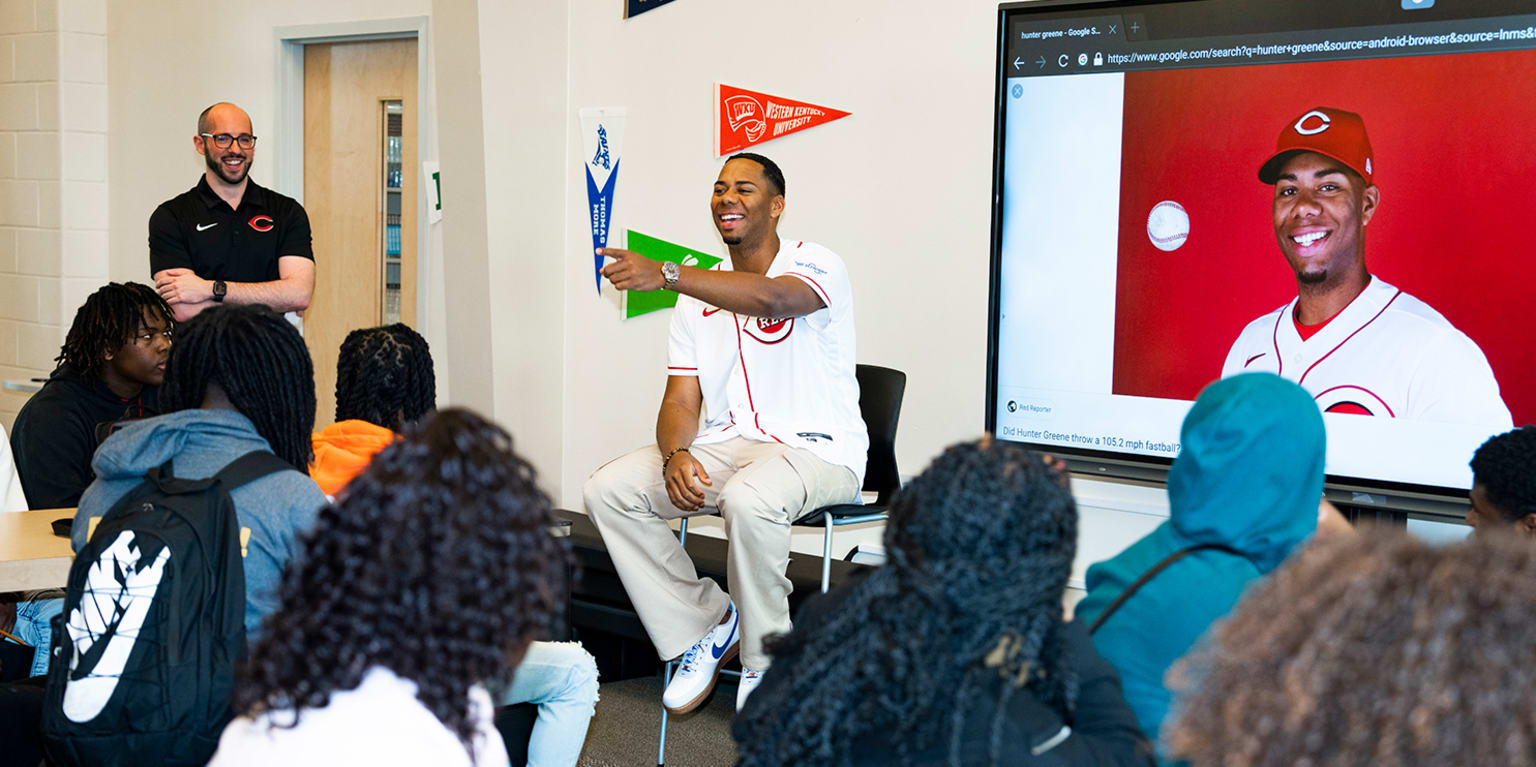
[742,576,1155,767]
[9,367,160,509]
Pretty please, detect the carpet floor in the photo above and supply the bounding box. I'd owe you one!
[577,675,740,767]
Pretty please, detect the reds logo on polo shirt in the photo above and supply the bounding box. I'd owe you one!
[744,316,793,344]
[248,215,275,232]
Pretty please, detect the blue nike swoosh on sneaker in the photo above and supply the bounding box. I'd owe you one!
[711,610,738,658]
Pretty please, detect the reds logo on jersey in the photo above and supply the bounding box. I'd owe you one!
[1313,385,1394,418]
[248,215,275,232]
[744,316,793,344]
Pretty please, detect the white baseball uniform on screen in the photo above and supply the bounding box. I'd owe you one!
[670,241,867,477]
[1220,105,1511,428]
[1222,276,1511,426]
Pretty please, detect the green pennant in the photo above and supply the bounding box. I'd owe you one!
[622,230,723,319]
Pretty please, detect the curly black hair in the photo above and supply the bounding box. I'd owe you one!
[158,304,314,470]
[732,437,1079,767]
[727,152,785,197]
[1166,529,1536,766]
[55,282,175,380]
[1470,425,1536,523]
[334,323,436,429]
[234,408,570,759]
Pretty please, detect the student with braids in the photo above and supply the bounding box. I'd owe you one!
[310,323,436,497]
[1464,425,1536,539]
[72,303,327,637]
[308,325,600,766]
[10,281,174,510]
[212,409,576,766]
[733,438,1154,767]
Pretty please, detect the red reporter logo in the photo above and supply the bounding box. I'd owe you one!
[248,215,275,232]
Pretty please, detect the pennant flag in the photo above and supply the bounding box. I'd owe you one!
[580,107,626,294]
[621,230,722,319]
[716,83,851,156]
[625,0,680,18]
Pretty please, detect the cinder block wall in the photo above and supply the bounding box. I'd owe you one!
[0,0,108,431]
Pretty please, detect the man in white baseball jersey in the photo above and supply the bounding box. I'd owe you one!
[1222,107,1510,427]
[584,153,866,713]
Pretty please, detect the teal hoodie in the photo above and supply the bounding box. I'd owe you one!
[1073,373,1325,763]
[73,409,328,638]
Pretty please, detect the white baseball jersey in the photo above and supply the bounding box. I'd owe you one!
[1222,276,1511,427]
[667,239,868,489]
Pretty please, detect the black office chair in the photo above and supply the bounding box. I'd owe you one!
[658,364,906,764]
[792,363,905,592]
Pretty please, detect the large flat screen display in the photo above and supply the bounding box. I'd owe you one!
[988,0,1536,506]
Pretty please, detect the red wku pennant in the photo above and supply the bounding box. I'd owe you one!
[715,83,851,156]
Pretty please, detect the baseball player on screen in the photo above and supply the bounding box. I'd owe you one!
[1221,107,1511,427]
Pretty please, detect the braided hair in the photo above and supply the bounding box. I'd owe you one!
[334,323,436,429]
[159,304,315,470]
[1471,425,1536,523]
[55,282,175,380]
[733,437,1079,767]
[234,408,569,760]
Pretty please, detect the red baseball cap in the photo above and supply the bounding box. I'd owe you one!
[1258,107,1374,186]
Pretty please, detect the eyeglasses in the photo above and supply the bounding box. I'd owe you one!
[200,132,257,150]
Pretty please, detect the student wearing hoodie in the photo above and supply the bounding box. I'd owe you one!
[1073,373,1335,764]
[10,282,175,510]
[72,303,326,637]
[309,324,435,497]
[0,305,325,767]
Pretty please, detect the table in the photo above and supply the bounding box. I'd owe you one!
[0,510,75,593]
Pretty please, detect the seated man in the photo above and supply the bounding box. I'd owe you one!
[310,323,436,497]
[10,282,175,510]
[585,153,866,712]
[1464,425,1536,538]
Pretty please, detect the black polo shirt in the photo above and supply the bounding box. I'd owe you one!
[148,176,314,282]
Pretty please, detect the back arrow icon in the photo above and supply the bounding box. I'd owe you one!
[1036,56,1046,68]
[1013,57,1024,70]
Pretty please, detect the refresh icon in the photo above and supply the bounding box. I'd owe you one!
[1057,54,1069,67]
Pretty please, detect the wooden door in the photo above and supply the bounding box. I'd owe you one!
[302,38,418,428]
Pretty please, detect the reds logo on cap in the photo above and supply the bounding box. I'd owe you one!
[1258,106,1374,186]
[248,215,275,232]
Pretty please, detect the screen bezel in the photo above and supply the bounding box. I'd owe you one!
[984,0,1505,518]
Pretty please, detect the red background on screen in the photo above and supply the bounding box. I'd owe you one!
[1111,51,1536,426]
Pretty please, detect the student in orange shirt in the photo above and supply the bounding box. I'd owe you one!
[310,324,435,497]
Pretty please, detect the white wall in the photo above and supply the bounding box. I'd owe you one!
[551,0,1004,509]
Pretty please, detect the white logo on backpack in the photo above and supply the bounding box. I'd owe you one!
[62,530,171,723]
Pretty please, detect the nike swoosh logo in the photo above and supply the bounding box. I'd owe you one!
[62,531,171,723]
[702,307,720,317]
[196,223,218,231]
[711,610,738,658]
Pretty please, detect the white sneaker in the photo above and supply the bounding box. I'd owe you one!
[662,602,740,714]
[735,667,763,712]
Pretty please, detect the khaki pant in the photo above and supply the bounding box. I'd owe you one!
[583,437,858,670]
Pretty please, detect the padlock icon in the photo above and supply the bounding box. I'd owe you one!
[1093,52,1103,66]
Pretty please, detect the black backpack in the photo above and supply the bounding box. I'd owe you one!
[40,450,295,767]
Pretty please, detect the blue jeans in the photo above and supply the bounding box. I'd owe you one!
[14,598,62,677]
[501,640,599,767]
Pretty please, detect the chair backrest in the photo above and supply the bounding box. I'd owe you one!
[855,364,906,505]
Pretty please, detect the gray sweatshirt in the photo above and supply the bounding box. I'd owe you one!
[74,408,327,637]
